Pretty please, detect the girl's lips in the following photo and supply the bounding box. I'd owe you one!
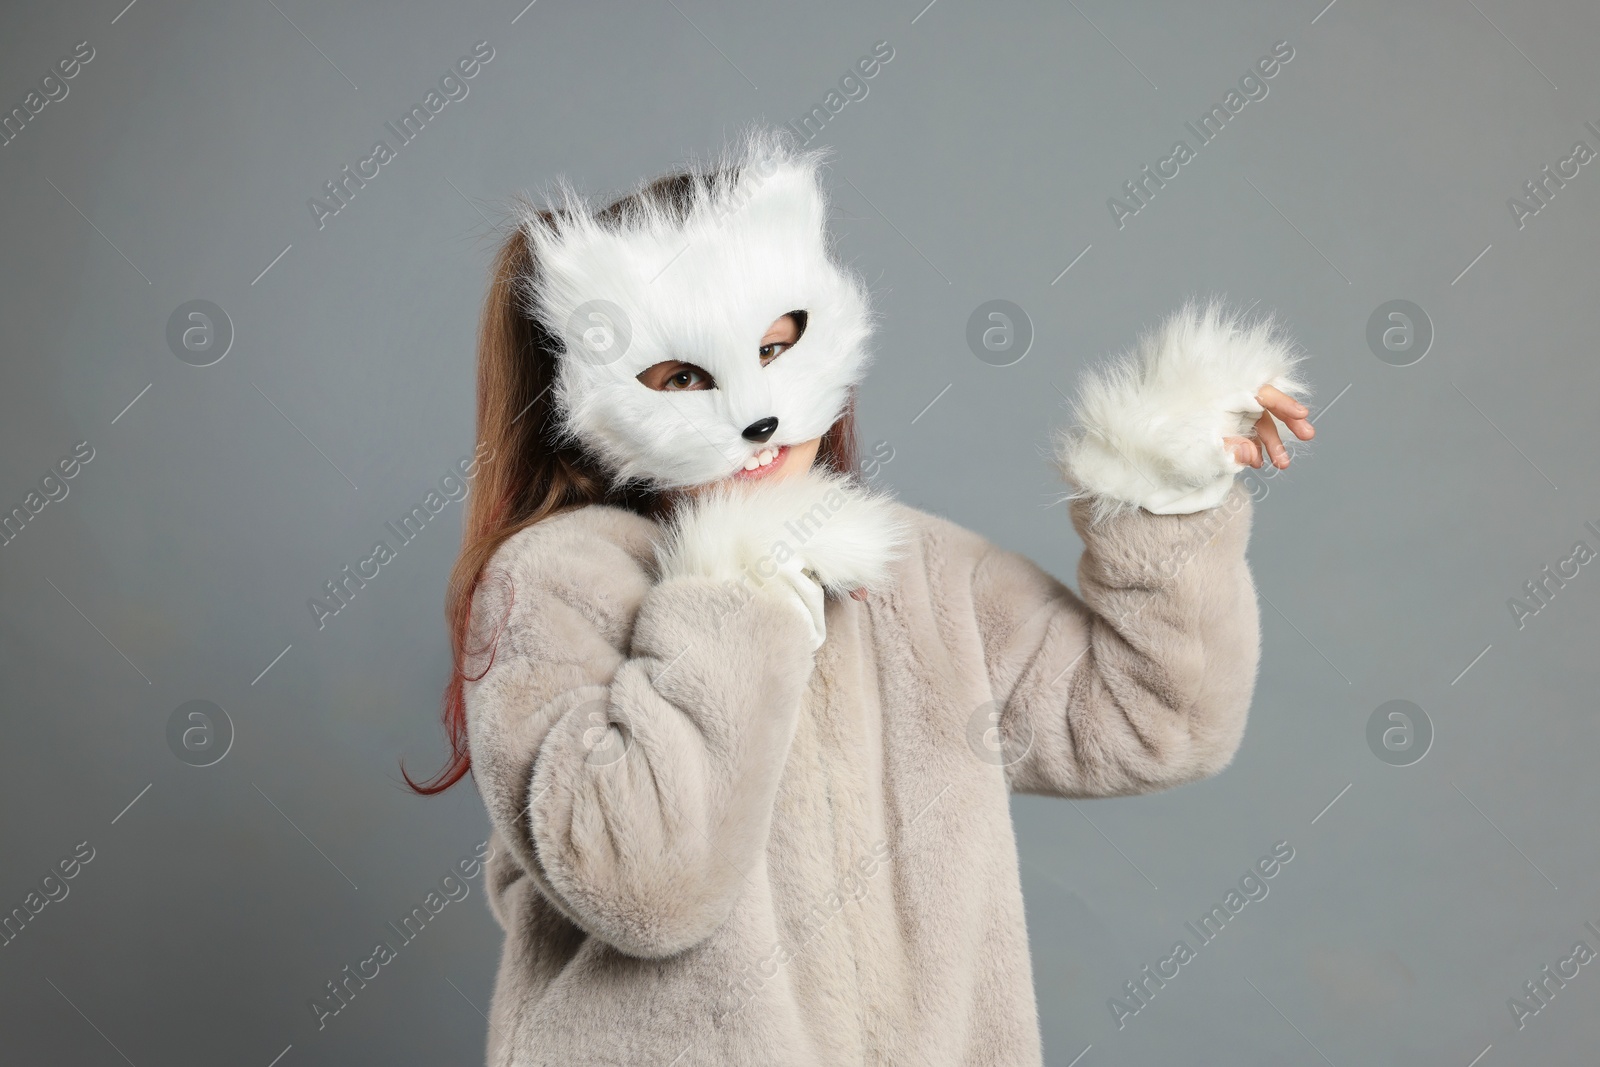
[733,444,789,481]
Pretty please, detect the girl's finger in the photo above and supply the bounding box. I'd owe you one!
[1256,384,1315,441]
[1224,436,1261,467]
[1257,384,1308,421]
[1280,414,1315,441]
[1256,411,1289,469]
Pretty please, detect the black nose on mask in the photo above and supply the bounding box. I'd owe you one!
[742,417,778,443]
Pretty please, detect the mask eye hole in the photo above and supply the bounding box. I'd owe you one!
[636,361,716,392]
[759,310,808,367]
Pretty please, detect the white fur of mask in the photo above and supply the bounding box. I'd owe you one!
[516,130,874,490]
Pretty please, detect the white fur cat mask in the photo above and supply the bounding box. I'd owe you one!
[516,131,875,490]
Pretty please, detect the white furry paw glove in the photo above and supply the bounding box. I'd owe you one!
[653,470,909,651]
[1057,301,1310,518]
[773,557,827,651]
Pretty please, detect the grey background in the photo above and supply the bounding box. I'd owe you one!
[2,0,1596,1064]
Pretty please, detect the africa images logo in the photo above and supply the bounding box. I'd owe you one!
[1107,40,1295,229]
[307,41,495,231]
[307,443,493,631]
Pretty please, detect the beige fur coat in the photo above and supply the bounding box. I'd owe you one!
[468,479,1265,1065]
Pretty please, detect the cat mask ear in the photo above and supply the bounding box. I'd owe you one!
[516,128,874,490]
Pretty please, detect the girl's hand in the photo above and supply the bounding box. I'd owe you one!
[1224,384,1315,469]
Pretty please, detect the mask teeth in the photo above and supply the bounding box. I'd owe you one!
[743,447,778,471]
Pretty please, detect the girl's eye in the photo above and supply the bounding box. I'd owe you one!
[664,367,704,390]
[637,360,716,391]
[758,309,807,367]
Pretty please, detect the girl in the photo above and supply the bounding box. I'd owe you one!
[413,128,1313,1066]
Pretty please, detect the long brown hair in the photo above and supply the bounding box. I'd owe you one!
[407,173,860,794]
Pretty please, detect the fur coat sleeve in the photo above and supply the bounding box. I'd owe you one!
[463,505,822,960]
[965,487,1261,797]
